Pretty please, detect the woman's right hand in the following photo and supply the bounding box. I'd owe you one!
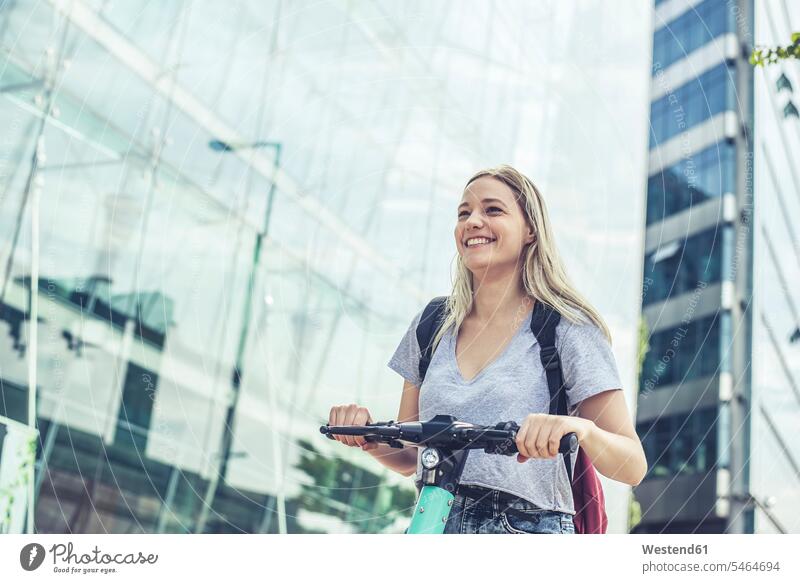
[328,404,379,451]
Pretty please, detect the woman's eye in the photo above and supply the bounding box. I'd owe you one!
[458,207,502,218]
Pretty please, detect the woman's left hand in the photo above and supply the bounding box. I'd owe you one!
[515,413,595,463]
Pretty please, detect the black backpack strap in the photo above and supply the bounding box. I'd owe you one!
[529,301,572,482]
[416,296,449,383]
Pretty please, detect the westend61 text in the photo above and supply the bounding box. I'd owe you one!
[49,543,159,565]
[642,544,708,555]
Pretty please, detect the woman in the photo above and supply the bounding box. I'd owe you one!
[329,164,647,534]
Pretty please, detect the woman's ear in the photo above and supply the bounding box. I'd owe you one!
[525,227,536,246]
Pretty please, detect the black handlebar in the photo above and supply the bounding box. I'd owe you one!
[320,415,578,456]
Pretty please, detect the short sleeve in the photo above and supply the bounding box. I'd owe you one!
[387,309,425,388]
[556,319,622,410]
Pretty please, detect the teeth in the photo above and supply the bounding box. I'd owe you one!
[466,237,494,247]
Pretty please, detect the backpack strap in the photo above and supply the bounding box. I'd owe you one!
[529,301,573,482]
[416,296,449,383]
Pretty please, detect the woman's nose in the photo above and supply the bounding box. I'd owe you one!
[465,210,484,227]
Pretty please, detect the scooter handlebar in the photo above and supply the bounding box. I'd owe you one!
[483,422,577,456]
[320,418,579,456]
[560,432,579,454]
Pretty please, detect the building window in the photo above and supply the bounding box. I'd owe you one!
[649,62,736,148]
[637,407,718,480]
[114,363,159,451]
[643,226,723,306]
[0,377,27,423]
[639,313,721,393]
[652,0,735,71]
[646,140,735,224]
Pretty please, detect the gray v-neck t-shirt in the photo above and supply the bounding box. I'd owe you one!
[387,305,622,514]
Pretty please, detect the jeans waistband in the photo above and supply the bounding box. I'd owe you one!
[455,484,541,509]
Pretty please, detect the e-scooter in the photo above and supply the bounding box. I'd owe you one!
[320,415,577,534]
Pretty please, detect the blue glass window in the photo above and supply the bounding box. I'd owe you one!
[649,62,736,148]
[646,140,735,224]
[643,226,723,305]
[652,0,736,71]
[0,376,27,423]
[114,363,158,451]
[637,407,718,480]
[639,313,721,392]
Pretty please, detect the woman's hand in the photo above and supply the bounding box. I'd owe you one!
[327,404,380,451]
[514,413,595,463]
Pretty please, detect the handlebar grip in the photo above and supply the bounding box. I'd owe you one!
[486,424,578,456]
[560,432,578,454]
[320,425,380,442]
[321,425,365,436]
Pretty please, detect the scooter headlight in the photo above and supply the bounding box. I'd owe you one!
[421,448,440,469]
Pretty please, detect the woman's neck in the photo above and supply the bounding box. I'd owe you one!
[469,269,532,323]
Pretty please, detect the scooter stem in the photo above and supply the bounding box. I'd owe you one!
[406,447,468,534]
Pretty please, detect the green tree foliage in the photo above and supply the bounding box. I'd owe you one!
[637,317,650,381]
[628,496,642,532]
[750,33,800,66]
[292,438,416,533]
[0,432,36,533]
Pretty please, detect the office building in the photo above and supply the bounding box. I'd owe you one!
[635,0,800,533]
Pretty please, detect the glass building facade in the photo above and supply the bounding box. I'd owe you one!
[635,0,800,533]
[0,1,650,533]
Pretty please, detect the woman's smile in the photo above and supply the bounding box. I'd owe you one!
[465,236,496,249]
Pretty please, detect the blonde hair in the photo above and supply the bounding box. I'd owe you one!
[429,164,611,355]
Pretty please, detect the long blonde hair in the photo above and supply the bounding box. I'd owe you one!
[429,164,611,355]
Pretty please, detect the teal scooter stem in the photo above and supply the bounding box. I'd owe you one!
[407,445,469,534]
[409,485,456,534]
[320,414,578,534]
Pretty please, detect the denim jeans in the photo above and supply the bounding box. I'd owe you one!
[441,484,575,534]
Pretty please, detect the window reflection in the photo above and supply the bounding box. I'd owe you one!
[652,0,735,70]
[640,313,721,392]
[643,226,723,305]
[649,63,736,148]
[646,140,735,224]
[637,408,718,480]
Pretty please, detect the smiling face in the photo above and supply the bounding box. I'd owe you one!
[455,175,535,276]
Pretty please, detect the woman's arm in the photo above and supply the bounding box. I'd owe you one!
[515,390,648,486]
[362,379,420,477]
[574,390,648,486]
